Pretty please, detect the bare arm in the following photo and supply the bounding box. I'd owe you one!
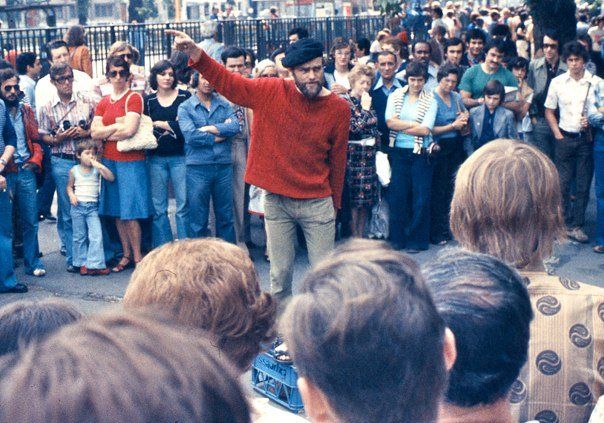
[91,116,118,140]
[387,118,420,131]
[110,112,142,140]
[66,169,78,206]
[545,108,563,140]
[461,90,483,108]
[91,158,115,182]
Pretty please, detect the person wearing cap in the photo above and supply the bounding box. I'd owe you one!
[167,30,350,308]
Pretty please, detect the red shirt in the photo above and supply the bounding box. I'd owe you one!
[95,91,145,162]
[191,51,350,208]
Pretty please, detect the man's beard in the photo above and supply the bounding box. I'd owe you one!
[293,75,321,99]
[2,95,19,108]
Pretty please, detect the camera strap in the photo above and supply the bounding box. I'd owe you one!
[51,101,78,134]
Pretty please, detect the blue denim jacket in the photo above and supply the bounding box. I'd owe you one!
[587,78,604,152]
[177,93,241,165]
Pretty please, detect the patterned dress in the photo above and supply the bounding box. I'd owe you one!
[346,96,380,207]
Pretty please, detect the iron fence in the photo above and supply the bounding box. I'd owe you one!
[0,16,391,77]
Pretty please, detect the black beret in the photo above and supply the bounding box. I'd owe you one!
[281,38,324,68]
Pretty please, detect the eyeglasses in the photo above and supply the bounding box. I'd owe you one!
[108,69,130,78]
[119,53,134,60]
[52,75,74,84]
[259,74,278,78]
[543,43,559,50]
[3,84,19,92]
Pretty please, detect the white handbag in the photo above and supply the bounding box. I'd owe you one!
[375,151,391,187]
[116,93,158,152]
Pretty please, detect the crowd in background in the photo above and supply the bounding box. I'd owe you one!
[0,1,603,422]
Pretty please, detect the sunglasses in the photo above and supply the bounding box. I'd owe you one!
[259,74,278,78]
[3,84,19,92]
[52,75,74,84]
[119,53,134,60]
[108,69,130,78]
[543,43,559,50]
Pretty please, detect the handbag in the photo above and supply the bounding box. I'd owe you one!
[367,191,389,240]
[375,151,391,187]
[455,94,471,137]
[116,93,158,152]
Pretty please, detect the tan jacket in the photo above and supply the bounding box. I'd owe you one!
[68,45,93,78]
[510,271,604,423]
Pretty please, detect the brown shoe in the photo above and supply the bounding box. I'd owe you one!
[87,268,110,276]
[80,265,88,276]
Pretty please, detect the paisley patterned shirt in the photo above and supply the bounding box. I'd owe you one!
[510,272,604,423]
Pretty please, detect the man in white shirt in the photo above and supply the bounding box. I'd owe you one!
[34,40,96,116]
[545,41,601,243]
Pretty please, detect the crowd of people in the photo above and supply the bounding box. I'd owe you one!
[0,2,603,422]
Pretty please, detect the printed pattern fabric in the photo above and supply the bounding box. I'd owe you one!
[510,272,604,423]
[346,96,379,207]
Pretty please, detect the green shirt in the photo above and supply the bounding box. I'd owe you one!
[459,64,518,99]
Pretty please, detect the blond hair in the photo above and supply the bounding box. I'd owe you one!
[348,63,375,89]
[450,139,565,267]
[123,238,275,371]
[108,41,140,64]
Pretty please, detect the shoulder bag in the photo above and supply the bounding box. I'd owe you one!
[116,93,158,152]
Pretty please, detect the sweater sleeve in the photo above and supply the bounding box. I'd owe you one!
[328,105,351,209]
[190,50,267,109]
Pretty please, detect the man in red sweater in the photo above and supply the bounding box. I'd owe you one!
[167,29,350,306]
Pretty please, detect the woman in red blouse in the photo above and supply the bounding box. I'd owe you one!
[91,56,150,272]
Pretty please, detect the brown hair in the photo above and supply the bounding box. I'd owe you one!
[75,139,98,156]
[0,310,251,423]
[108,41,140,64]
[280,239,447,423]
[123,238,276,371]
[0,298,82,357]
[450,139,565,267]
[348,63,375,89]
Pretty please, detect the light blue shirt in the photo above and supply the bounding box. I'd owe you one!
[373,76,403,97]
[385,90,438,149]
[8,107,29,164]
[20,75,36,112]
[434,91,466,141]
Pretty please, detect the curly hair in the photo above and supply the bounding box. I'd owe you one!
[122,239,276,371]
[348,63,375,89]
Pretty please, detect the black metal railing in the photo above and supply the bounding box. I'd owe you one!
[0,16,395,77]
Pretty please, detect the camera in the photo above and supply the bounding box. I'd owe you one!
[62,120,71,131]
[78,120,89,130]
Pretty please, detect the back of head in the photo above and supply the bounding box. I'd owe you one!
[0,310,251,423]
[450,139,565,266]
[123,238,275,371]
[0,298,82,357]
[423,248,533,407]
[16,52,36,75]
[280,239,447,423]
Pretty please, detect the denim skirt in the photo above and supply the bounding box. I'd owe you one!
[100,158,151,220]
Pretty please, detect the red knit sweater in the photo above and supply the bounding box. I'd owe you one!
[191,51,350,208]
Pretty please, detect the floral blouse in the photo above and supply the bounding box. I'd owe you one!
[347,96,380,143]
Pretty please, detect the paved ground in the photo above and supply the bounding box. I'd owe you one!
[2,196,604,313]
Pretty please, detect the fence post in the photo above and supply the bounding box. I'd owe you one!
[166,22,172,58]
[110,25,116,45]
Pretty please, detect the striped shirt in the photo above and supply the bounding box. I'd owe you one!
[38,92,97,155]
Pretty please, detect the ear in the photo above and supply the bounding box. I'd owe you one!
[443,327,457,372]
[298,377,337,423]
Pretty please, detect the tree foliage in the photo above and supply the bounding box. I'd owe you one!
[128,0,158,22]
[374,0,402,17]
[526,0,577,50]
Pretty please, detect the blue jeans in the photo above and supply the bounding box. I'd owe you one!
[387,148,433,250]
[37,143,55,216]
[7,167,44,273]
[595,150,604,245]
[0,188,17,290]
[186,164,235,243]
[148,155,189,247]
[71,202,106,269]
[51,156,76,265]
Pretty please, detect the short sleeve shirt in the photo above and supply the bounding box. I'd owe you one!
[95,91,144,162]
[385,90,438,149]
[459,64,518,99]
[434,91,466,141]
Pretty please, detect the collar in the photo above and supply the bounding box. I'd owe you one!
[562,70,594,84]
[52,91,78,107]
[373,76,403,91]
[190,92,223,113]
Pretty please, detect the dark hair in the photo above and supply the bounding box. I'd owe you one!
[490,23,511,39]
[47,40,68,58]
[105,56,130,76]
[437,63,460,82]
[423,249,533,407]
[288,27,309,39]
[444,37,464,55]
[432,6,443,18]
[245,49,256,68]
[0,311,251,423]
[169,50,193,85]
[562,40,589,63]
[0,68,18,86]
[270,47,286,62]
[0,299,82,357]
[434,25,448,37]
[576,34,593,52]
[484,38,506,56]
[149,59,177,91]
[15,52,36,75]
[406,59,428,80]
[508,56,529,72]
[413,40,432,54]
[221,46,246,65]
[377,50,397,62]
[483,79,505,100]
[65,25,86,47]
[330,37,351,57]
[356,37,371,55]
[75,139,99,156]
[49,62,73,81]
[280,239,447,423]
[466,28,487,43]
[542,29,561,51]
[0,60,12,71]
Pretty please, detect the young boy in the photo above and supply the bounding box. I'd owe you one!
[67,140,114,276]
[469,79,518,152]
[508,56,533,140]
